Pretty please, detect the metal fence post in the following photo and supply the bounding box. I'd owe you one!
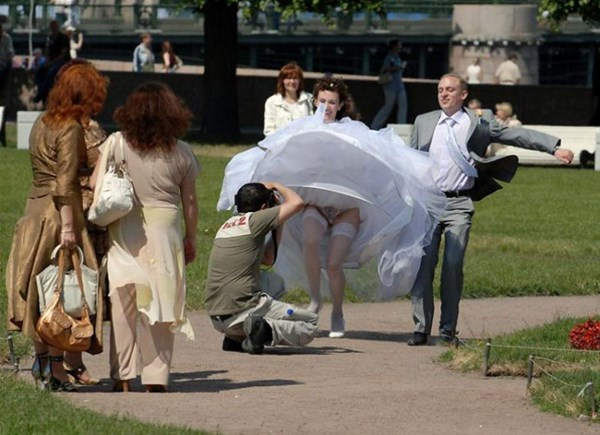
[482,338,491,376]
[589,381,596,419]
[526,354,535,392]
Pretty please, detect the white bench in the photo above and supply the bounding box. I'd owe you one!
[388,123,600,170]
[17,111,43,150]
[388,123,413,146]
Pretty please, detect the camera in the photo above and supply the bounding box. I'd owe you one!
[265,188,277,208]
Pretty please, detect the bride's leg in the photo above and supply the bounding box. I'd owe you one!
[302,207,327,313]
[327,209,360,336]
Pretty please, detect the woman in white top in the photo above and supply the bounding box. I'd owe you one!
[263,62,313,136]
[465,58,482,84]
[65,26,83,59]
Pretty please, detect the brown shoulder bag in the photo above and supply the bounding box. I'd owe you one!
[36,247,93,352]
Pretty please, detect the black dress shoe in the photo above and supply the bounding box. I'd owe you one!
[222,336,243,352]
[438,330,456,346]
[407,332,428,346]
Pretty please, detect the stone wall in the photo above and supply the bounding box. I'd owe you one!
[450,4,542,85]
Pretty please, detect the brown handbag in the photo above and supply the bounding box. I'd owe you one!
[36,247,93,352]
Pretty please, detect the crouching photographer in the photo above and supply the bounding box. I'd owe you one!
[205,182,319,354]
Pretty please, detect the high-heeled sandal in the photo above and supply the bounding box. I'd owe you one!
[145,384,168,393]
[46,356,78,392]
[63,362,100,385]
[31,352,49,388]
[112,379,131,392]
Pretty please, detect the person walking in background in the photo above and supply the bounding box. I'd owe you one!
[495,53,521,85]
[133,33,154,73]
[464,58,482,84]
[92,82,199,393]
[65,26,83,59]
[371,38,408,129]
[407,73,573,347]
[161,41,182,73]
[33,20,71,104]
[0,23,13,147]
[6,62,109,391]
[263,62,313,136]
[0,24,14,89]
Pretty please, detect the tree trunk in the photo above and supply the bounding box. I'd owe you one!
[202,0,239,142]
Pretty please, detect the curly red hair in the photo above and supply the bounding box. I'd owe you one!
[275,62,305,97]
[113,82,192,153]
[43,63,108,128]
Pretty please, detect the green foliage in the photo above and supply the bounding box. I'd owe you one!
[531,369,600,422]
[539,0,600,26]
[0,372,211,434]
[442,317,600,421]
[444,317,600,374]
[183,0,385,21]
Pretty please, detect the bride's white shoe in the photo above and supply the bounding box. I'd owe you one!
[329,313,345,338]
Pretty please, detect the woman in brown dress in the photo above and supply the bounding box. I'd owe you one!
[6,62,108,391]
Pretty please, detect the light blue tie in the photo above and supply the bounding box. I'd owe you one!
[444,118,478,178]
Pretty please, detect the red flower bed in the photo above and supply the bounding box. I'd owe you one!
[569,319,600,350]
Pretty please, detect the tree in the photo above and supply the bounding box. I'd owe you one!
[185,0,385,142]
[538,0,600,125]
[538,0,600,26]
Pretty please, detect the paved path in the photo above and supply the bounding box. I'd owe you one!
[31,296,600,434]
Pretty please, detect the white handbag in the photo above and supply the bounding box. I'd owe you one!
[88,132,135,227]
[37,245,98,318]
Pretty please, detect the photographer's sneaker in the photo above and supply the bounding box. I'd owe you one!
[242,314,272,354]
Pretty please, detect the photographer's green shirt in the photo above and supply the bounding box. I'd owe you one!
[204,206,280,316]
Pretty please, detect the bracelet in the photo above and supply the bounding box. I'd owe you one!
[61,230,74,234]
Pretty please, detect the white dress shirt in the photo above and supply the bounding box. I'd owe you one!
[429,109,476,192]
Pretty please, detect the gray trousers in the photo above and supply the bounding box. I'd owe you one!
[371,86,408,129]
[410,196,474,335]
[211,294,319,347]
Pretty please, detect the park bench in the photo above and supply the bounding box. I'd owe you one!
[388,123,600,170]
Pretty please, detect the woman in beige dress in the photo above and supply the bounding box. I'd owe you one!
[92,82,199,393]
[6,62,108,392]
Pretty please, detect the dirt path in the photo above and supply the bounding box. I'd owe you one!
[29,296,600,434]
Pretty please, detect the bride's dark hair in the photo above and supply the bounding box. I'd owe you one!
[312,76,361,120]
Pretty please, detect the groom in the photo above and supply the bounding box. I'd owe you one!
[407,73,573,346]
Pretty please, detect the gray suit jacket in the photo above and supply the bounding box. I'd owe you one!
[410,108,561,200]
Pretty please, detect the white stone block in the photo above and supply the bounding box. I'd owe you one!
[17,111,42,150]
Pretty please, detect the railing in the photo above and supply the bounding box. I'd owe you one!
[0,1,534,35]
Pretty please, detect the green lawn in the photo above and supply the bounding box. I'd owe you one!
[0,372,211,434]
[439,316,600,421]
